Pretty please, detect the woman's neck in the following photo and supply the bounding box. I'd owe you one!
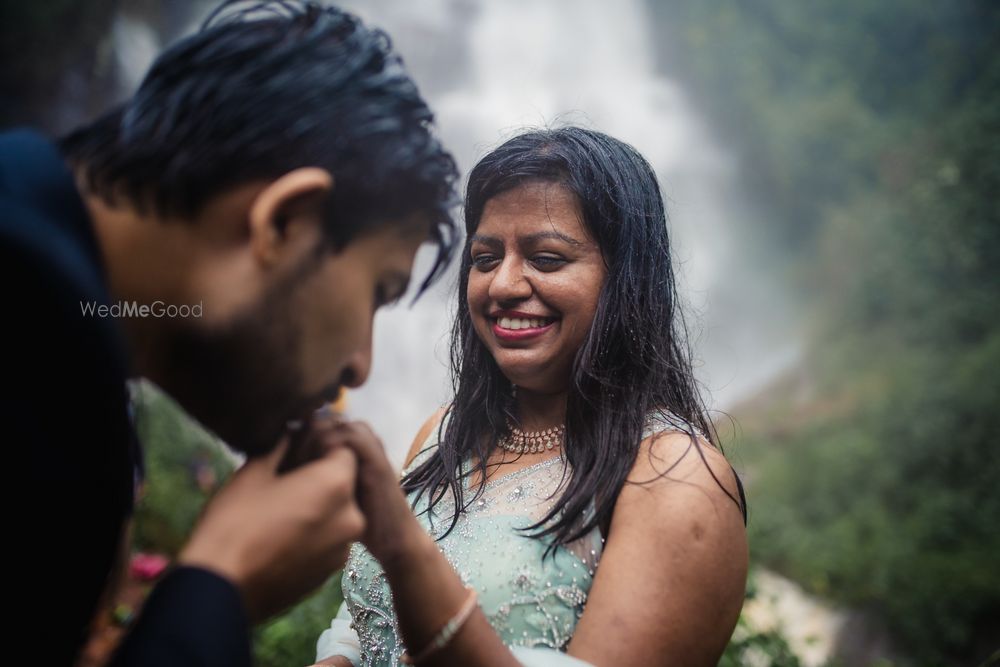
[513,387,567,431]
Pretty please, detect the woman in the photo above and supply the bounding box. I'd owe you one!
[313,127,748,667]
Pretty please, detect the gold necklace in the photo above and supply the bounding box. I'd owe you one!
[497,418,565,454]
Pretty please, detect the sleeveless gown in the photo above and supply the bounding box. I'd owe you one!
[316,414,694,666]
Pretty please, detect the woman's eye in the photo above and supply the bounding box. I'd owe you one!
[471,254,500,270]
[530,255,567,270]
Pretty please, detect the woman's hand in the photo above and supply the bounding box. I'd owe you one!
[316,417,428,567]
[316,411,523,667]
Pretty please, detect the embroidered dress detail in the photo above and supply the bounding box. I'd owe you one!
[319,411,698,666]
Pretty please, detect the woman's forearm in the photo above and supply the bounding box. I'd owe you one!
[380,518,522,667]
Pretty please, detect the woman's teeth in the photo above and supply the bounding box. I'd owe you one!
[498,317,548,330]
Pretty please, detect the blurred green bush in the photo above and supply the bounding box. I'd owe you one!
[651,1,1000,663]
[130,381,343,665]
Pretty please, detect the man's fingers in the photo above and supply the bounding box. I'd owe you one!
[352,421,378,439]
[291,443,358,493]
[332,504,366,545]
[326,421,386,463]
[232,435,291,481]
[265,434,292,469]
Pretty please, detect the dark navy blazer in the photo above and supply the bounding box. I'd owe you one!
[0,129,251,666]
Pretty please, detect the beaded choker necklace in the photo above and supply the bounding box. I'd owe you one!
[497,419,565,454]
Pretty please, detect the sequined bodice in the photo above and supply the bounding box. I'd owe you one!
[341,452,602,666]
[337,413,696,666]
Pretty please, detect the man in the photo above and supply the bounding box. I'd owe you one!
[1,1,457,664]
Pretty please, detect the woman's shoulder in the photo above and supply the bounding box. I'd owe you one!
[632,428,733,490]
[605,428,747,579]
[617,411,744,529]
[402,405,450,470]
[642,409,706,440]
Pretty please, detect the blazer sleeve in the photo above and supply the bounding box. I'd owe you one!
[2,198,137,665]
[0,146,252,666]
[109,566,252,667]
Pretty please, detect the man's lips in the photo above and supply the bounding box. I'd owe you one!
[278,385,344,473]
[289,384,342,427]
[320,384,343,404]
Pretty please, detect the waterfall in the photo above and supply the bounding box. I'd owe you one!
[336,0,801,459]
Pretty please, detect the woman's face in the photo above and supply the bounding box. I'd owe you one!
[467,181,607,393]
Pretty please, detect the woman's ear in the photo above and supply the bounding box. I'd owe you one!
[248,167,334,265]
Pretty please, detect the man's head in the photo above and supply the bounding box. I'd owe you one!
[62,0,458,455]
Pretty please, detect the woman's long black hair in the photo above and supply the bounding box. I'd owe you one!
[402,126,746,550]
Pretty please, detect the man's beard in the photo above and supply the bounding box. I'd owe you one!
[148,276,316,457]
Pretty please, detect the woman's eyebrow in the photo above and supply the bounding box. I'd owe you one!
[470,230,584,248]
[523,230,583,246]
[469,234,503,250]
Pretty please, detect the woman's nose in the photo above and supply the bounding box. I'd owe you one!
[488,257,532,302]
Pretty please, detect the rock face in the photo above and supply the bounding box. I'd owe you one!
[833,611,901,667]
[743,570,904,667]
[742,569,847,667]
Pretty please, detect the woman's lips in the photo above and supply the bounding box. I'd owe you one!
[491,316,556,341]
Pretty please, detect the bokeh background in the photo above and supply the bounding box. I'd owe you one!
[3,1,997,666]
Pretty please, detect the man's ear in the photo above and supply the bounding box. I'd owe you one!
[248,167,334,265]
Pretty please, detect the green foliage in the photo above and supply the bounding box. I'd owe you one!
[130,380,344,664]
[130,381,236,555]
[649,0,1000,663]
[650,0,999,259]
[254,575,345,667]
[722,615,804,667]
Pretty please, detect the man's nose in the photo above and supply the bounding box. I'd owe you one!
[339,332,373,389]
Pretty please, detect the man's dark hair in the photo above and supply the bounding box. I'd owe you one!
[61,0,458,290]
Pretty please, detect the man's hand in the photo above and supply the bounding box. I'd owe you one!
[178,434,364,622]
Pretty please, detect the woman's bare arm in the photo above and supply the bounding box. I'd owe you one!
[401,406,448,470]
[566,432,748,666]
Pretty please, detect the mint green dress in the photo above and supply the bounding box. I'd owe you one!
[316,415,691,667]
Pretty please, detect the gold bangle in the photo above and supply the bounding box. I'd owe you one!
[399,586,478,665]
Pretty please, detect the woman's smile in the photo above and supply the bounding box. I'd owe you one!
[466,181,607,391]
[490,309,558,341]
